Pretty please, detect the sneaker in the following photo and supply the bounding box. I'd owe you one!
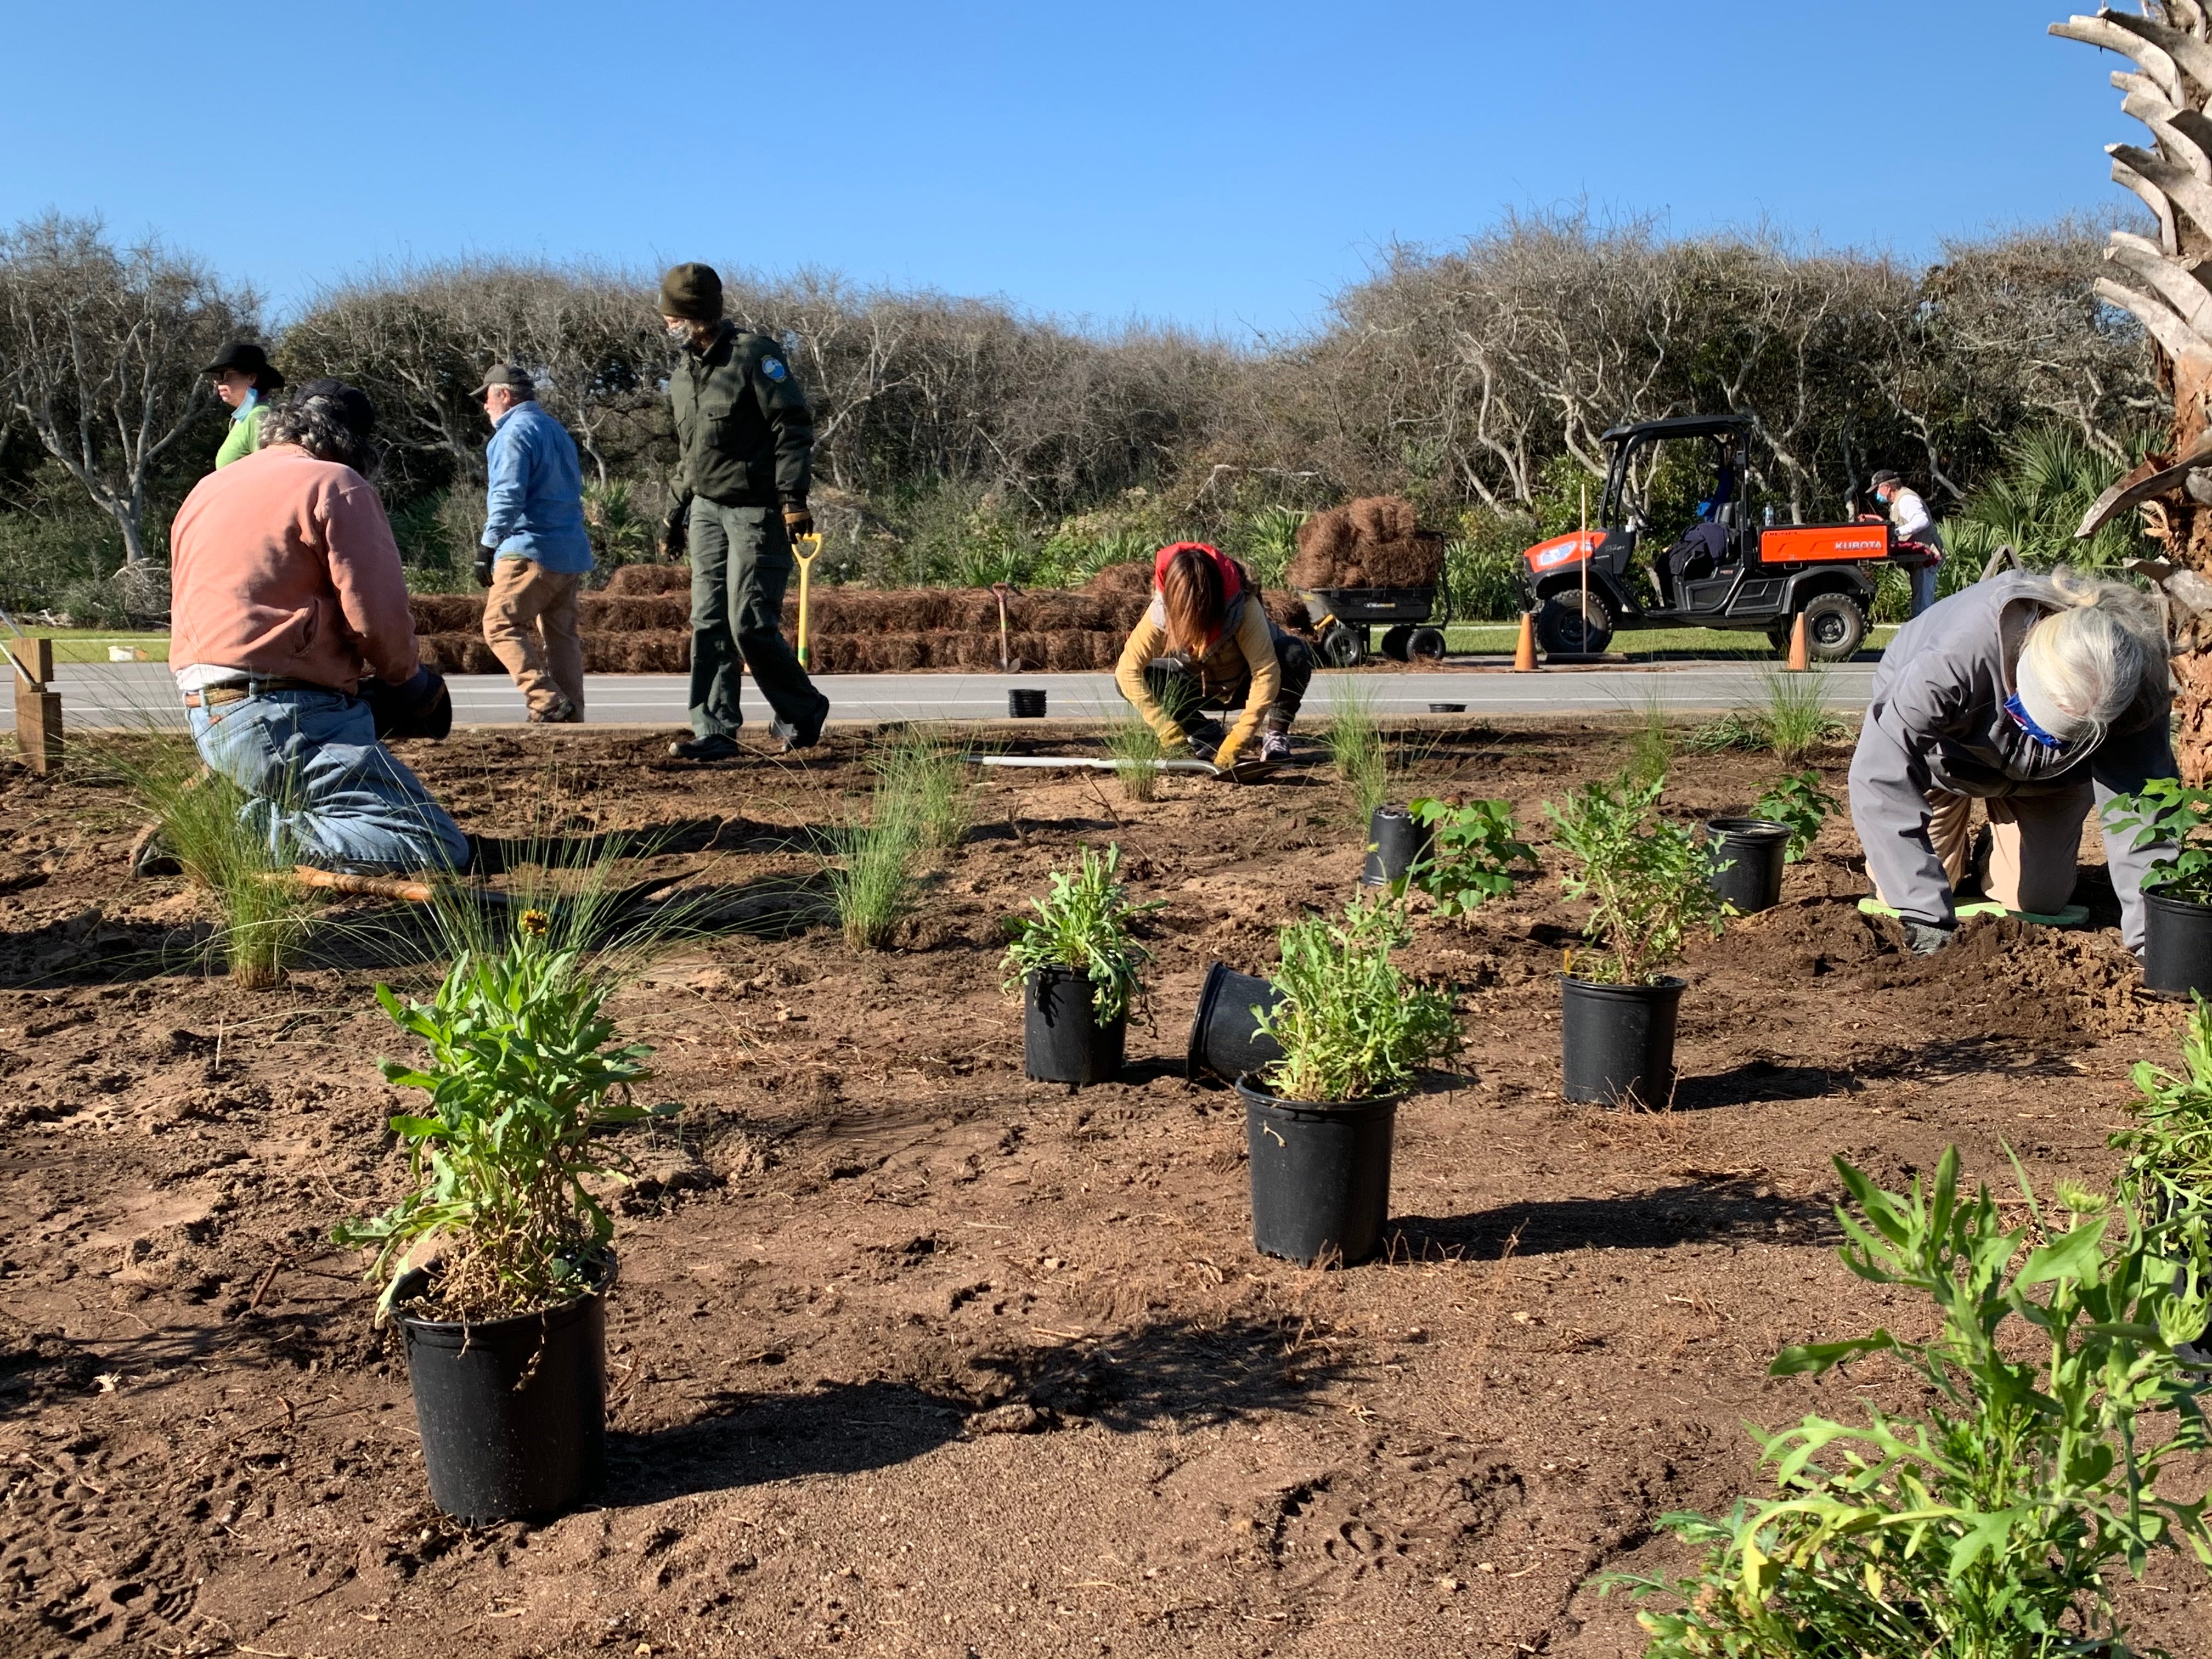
[668,733,743,762]
[1260,730,1293,764]
[129,822,180,878]
[528,693,579,725]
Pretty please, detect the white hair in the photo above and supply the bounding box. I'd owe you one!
[2013,567,2166,743]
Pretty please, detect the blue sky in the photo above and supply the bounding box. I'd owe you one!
[1,1,2132,338]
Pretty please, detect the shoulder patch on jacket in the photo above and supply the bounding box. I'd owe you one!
[761,357,788,382]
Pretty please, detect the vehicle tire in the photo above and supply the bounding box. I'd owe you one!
[1797,592,1867,663]
[1407,625,1448,661]
[1535,591,1613,658]
[1379,624,1415,662]
[1321,624,1366,668]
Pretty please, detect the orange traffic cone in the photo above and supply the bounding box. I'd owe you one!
[1785,611,1810,673]
[1513,610,1538,672]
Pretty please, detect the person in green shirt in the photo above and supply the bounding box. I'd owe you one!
[204,342,286,469]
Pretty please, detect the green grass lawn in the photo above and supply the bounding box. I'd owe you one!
[1443,622,1899,660]
[10,630,172,664]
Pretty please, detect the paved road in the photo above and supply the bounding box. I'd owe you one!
[13,658,1877,731]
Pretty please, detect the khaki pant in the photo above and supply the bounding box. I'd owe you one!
[1904,783,2096,916]
[482,558,584,719]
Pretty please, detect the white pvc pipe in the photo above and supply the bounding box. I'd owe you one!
[966,754,1218,774]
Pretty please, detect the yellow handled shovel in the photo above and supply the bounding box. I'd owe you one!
[793,532,823,667]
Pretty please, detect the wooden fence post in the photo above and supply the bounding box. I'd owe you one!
[9,637,61,775]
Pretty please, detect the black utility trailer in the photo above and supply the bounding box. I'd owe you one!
[1301,581,1451,668]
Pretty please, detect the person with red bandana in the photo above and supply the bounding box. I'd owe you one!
[1112,541,1313,771]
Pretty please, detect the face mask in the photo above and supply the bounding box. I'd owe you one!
[2003,692,2072,752]
[665,322,693,347]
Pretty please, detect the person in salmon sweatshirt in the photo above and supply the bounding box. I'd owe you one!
[163,379,468,873]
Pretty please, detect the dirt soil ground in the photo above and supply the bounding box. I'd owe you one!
[1,719,2207,1657]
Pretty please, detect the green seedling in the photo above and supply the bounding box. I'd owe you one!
[1545,772,1726,985]
[1752,769,1839,862]
[1255,895,1459,1103]
[2106,778,2212,905]
[1404,796,1536,917]
[334,930,661,1321]
[2114,996,2212,1276]
[1603,1147,2212,1658]
[1001,842,1161,1022]
[1104,709,1166,803]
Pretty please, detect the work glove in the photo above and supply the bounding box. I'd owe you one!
[365,665,454,743]
[661,500,691,561]
[473,547,496,588]
[1901,921,1954,957]
[782,500,815,541]
[1211,730,1246,772]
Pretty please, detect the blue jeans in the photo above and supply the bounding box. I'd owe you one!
[1909,558,1939,618]
[187,688,468,873]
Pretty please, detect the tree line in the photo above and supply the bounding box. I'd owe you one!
[0,208,2156,617]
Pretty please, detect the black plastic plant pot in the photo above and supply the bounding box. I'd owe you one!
[1237,1075,1399,1267]
[1008,688,1047,719]
[1428,702,1466,714]
[1358,805,1431,887]
[1705,816,1792,915]
[2142,889,2212,998]
[1560,974,1685,1107]
[1024,968,1126,1085]
[396,1255,612,1526]
[1186,961,1286,1083]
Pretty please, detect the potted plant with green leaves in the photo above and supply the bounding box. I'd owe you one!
[1750,769,1837,864]
[1545,773,1727,1106]
[1240,896,1459,1266]
[2106,778,2212,997]
[1002,843,1160,1085]
[334,922,658,1525]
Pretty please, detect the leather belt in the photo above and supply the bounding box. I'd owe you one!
[182,677,328,709]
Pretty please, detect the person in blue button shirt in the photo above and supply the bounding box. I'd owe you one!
[472,363,594,722]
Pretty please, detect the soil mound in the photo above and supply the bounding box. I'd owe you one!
[1867,917,2147,1039]
[1286,496,1443,591]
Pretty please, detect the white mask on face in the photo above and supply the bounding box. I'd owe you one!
[665,322,693,347]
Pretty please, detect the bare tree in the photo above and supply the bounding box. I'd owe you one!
[0,214,256,564]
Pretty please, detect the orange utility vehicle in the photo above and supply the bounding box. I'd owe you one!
[1519,414,1912,662]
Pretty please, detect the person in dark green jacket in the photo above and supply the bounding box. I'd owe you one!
[657,262,830,760]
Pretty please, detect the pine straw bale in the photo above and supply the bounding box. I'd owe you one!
[1356,533,1446,588]
[1347,495,1417,545]
[1084,560,1155,601]
[1263,593,1313,633]
[417,633,503,674]
[410,595,485,634]
[579,634,691,673]
[606,563,691,596]
[1293,507,1355,568]
[580,595,691,633]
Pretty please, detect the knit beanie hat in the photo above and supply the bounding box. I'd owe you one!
[658,262,724,321]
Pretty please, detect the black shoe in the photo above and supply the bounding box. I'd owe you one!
[669,733,743,763]
[767,716,822,753]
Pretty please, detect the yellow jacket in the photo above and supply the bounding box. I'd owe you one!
[1114,593,1281,767]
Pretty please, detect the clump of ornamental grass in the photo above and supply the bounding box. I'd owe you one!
[1622,686,1675,789]
[826,799,918,951]
[1104,709,1166,802]
[1254,895,1459,1103]
[1001,842,1160,1021]
[1601,1147,2212,1658]
[1325,678,1390,819]
[91,733,321,988]
[870,729,973,850]
[1688,669,1848,768]
[333,923,661,1321]
[1545,772,1726,984]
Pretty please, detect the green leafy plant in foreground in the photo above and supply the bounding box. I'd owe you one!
[1405,795,1536,917]
[334,933,659,1319]
[2105,778,2212,906]
[1604,1147,2212,1659]
[2113,996,2212,1293]
[1545,772,1726,985]
[1001,843,1161,1021]
[1752,769,1840,863]
[1255,895,1459,1103]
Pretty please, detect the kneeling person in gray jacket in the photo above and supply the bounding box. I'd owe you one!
[1849,568,2176,955]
